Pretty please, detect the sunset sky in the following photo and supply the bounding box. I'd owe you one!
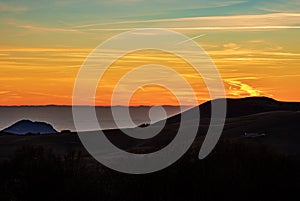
[1,0,300,106]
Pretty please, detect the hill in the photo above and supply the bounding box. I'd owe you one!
[0,97,300,158]
[1,120,58,135]
[165,96,300,124]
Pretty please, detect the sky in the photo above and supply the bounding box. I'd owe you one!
[0,0,300,106]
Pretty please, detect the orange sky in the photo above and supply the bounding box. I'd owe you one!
[0,1,300,106]
[1,41,300,106]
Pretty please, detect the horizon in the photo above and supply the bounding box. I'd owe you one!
[0,96,299,107]
[1,95,300,133]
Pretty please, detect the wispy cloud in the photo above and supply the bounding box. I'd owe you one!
[225,78,263,97]
[169,26,300,30]
[18,25,81,33]
[70,12,300,33]
[0,91,11,95]
[25,91,71,99]
[0,47,91,53]
[0,2,27,12]
[258,0,300,13]
[223,43,240,50]
[74,13,300,30]
[85,26,300,32]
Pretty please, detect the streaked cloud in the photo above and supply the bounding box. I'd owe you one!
[74,13,300,31]
[225,78,263,97]
[18,25,81,33]
[258,0,300,12]
[25,91,71,99]
[223,43,240,50]
[0,47,91,53]
[0,91,10,95]
[0,2,27,12]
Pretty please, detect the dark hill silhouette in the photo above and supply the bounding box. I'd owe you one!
[0,97,300,156]
[203,96,300,117]
[1,120,58,135]
[110,97,300,154]
[164,96,300,124]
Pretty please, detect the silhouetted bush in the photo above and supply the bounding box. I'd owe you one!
[0,141,299,201]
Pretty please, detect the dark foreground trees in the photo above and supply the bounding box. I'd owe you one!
[0,140,299,201]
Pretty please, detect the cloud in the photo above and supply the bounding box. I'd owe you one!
[18,25,81,33]
[215,0,248,7]
[172,26,300,30]
[0,47,91,53]
[74,12,300,32]
[248,39,265,44]
[223,43,240,50]
[96,0,248,10]
[0,2,27,12]
[86,26,300,32]
[25,91,70,99]
[225,78,263,97]
[258,0,300,12]
[76,12,300,27]
[0,91,11,95]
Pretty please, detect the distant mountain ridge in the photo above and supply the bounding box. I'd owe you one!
[1,120,58,135]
